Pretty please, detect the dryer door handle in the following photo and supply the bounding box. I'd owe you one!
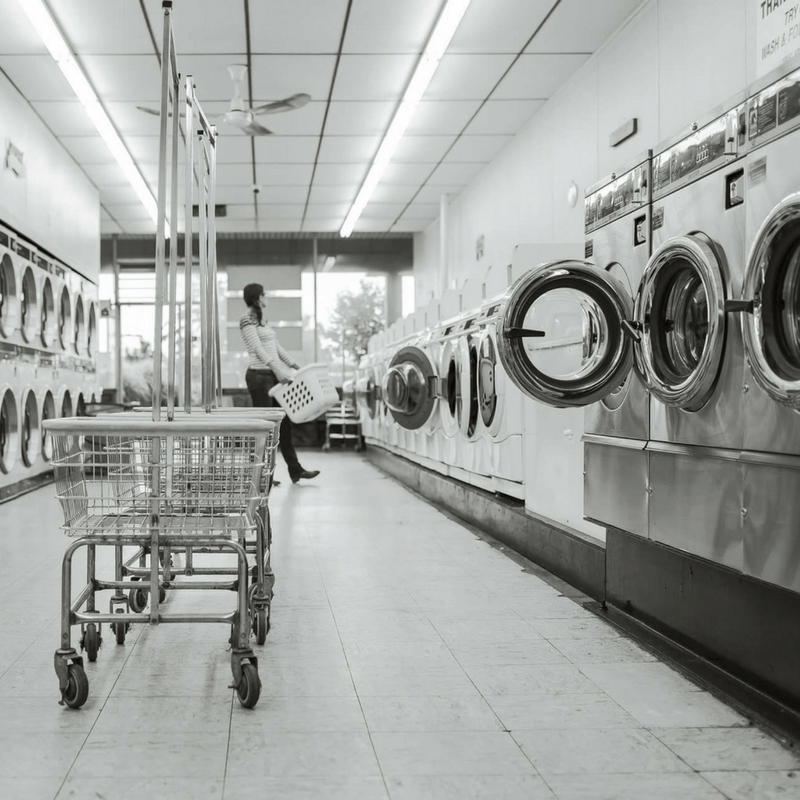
[506,327,546,339]
[428,375,441,397]
[621,319,641,343]
[724,299,754,314]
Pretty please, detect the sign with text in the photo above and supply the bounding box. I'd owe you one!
[756,0,800,78]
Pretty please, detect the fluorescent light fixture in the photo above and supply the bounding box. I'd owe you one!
[339,0,471,237]
[17,0,160,227]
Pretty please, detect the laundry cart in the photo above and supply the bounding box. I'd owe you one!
[323,402,365,451]
[45,415,276,709]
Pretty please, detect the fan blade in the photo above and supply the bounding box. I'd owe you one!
[251,93,311,116]
[240,120,273,136]
[136,105,161,116]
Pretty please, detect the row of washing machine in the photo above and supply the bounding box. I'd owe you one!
[357,53,800,598]
[0,220,101,501]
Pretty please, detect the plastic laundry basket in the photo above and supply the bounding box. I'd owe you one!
[268,363,340,423]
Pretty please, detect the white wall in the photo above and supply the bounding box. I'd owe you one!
[412,0,756,537]
[0,71,100,280]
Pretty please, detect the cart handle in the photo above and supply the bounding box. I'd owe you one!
[43,417,276,436]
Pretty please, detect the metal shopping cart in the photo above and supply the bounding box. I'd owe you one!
[45,416,276,709]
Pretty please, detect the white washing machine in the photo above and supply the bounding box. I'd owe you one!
[738,58,800,595]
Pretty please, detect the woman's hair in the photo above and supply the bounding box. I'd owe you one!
[243,283,264,324]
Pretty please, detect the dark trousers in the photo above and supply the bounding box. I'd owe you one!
[245,368,302,478]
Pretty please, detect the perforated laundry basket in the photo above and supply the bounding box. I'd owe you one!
[268,363,340,423]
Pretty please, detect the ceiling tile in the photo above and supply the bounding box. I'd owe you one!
[343,0,440,53]
[105,203,153,222]
[406,100,482,135]
[30,101,95,136]
[399,203,440,220]
[116,220,157,234]
[60,136,116,164]
[253,185,309,203]
[51,0,154,55]
[380,162,434,185]
[104,102,164,136]
[390,218,430,233]
[80,55,162,102]
[256,163,315,185]
[318,136,380,163]
[332,55,417,101]
[425,53,517,101]
[370,184,418,204]
[352,218,392,233]
[361,203,406,220]
[100,218,124,234]
[312,163,369,186]
[393,135,455,163]
[250,55,337,103]
[252,101,326,136]
[82,163,131,187]
[99,186,142,205]
[449,0,554,54]
[216,164,259,185]
[123,136,161,164]
[213,135,255,164]
[447,135,513,163]
[215,186,263,205]
[527,0,645,53]
[304,203,352,219]
[493,54,590,99]
[221,205,259,220]
[426,161,485,185]
[324,101,395,135]
[308,184,359,204]
[258,204,306,221]
[250,0,348,53]
[0,56,72,101]
[255,136,319,163]
[0,3,49,55]
[143,0,246,54]
[465,99,546,134]
[254,219,305,232]
[414,184,464,203]
[301,219,341,233]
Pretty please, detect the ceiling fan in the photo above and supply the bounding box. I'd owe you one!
[137,64,310,136]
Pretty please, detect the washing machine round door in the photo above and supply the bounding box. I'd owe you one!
[439,338,462,437]
[477,327,506,437]
[383,346,437,429]
[497,260,636,407]
[636,234,728,411]
[355,367,378,419]
[459,334,480,440]
[742,193,800,408]
[0,254,19,339]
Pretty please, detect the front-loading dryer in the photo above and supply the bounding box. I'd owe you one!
[644,96,750,567]
[738,57,800,594]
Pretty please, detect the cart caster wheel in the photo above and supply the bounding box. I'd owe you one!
[112,609,127,645]
[63,664,89,709]
[253,606,270,645]
[129,587,148,613]
[159,586,167,603]
[83,622,101,662]
[236,663,261,709]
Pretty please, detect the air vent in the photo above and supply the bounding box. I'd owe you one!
[192,204,227,217]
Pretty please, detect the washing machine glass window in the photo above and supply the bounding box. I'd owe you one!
[0,254,19,338]
[21,390,40,467]
[41,278,56,347]
[58,287,72,350]
[74,296,85,355]
[637,235,727,411]
[87,302,97,356]
[743,195,800,406]
[478,332,497,427]
[498,260,635,407]
[60,390,73,418]
[383,346,436,429]
[41,390,55,461]
[0,388,19,474]
[600,263,637,412]
[19,267,39,343]
[464,335,480,438]
[76,393,86,416]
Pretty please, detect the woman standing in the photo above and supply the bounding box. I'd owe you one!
[240,283,320,484]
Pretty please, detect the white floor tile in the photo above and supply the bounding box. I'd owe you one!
[487,692,637,730]
[699,769,800,799]
[360,694,504,732]
[385,774,556,799]
[545,772,726,799]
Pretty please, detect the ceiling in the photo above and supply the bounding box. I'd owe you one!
[0,0,644,237]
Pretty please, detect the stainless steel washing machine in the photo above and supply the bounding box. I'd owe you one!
[582,153,652,535]
[739,57,800,594]
[644,95,750,567]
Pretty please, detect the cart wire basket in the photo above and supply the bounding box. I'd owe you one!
[268,362,340,423]
[44,415,276,710]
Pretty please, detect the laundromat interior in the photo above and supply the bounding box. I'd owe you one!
[1,1,800,798]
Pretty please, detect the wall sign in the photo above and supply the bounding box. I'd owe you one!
[756,0,800,78]
[5,141,25,177]
[475,234,484,261]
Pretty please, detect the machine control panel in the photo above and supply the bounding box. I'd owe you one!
[584,161,650,235]
[748,64,800,146]
[652,105,745,199]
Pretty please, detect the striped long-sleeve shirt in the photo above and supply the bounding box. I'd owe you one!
[239,311,299,381]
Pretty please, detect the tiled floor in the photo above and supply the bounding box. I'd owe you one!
[0,451,798,799]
